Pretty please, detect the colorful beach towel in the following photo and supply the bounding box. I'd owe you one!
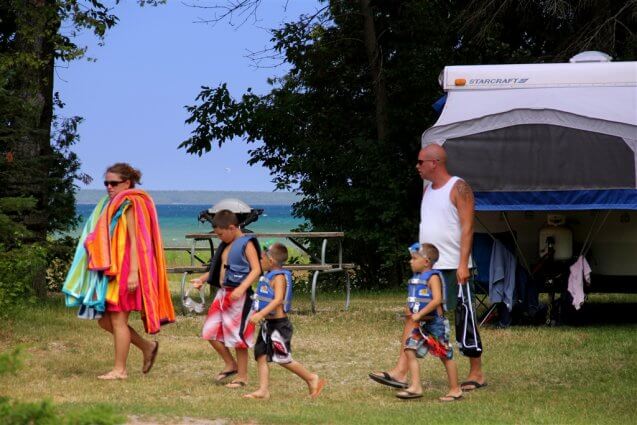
[63,189,175,334]
[62,196,110,314]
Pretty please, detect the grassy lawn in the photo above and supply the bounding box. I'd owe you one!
[1,285,635,424]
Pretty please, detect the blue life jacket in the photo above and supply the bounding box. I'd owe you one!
[206,235,261,288]
[224,235,258,287]
[407,269,446,314]
[253,269,293,314]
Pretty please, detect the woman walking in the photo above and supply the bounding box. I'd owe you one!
[63,163,175,380]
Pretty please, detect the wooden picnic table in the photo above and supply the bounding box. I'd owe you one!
[166,231,355,313]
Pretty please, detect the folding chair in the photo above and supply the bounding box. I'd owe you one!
[472,233,496,325]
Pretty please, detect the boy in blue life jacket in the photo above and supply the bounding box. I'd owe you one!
[191,210,261,389]
[242,242,326,400]
[396,242,463,402]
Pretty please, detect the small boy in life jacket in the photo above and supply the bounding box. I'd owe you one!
[397,242,463,402]
[192,210,261,389]
[242,242,326,400]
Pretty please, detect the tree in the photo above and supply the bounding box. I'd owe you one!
[181,0,637,288]
[359,0,388,142]
[457,0,637,62]
[0,0,164,299]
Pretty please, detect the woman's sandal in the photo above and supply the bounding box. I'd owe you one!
[142,341,159,374]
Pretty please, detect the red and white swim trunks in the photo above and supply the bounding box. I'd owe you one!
[201,286,255,349]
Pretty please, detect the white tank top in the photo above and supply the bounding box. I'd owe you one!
[419,176,471,270]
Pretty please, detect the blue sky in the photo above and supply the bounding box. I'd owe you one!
[54,1,320,191]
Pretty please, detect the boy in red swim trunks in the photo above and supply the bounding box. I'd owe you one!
[192,210,261,388]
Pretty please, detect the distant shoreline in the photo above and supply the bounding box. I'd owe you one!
[77,189,299,205]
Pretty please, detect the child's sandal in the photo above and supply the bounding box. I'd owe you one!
[225,380,247,389]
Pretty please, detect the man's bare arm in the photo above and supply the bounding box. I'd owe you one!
[453,179,475,283]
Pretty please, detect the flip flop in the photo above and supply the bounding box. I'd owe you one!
[396,390,423,400]
[225,380,247,389]
[214,369,238,382]
[368,372,409,389]
[461,380,488,391]
[243,393,270,400]
[142,341,159,374]
[97,371,127,380]
[439,394,463,402]
[310,378,326,399]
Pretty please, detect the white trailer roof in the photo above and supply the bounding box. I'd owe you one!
[442,61,636,91]
[421,57,637,202]
[434,61,637,128]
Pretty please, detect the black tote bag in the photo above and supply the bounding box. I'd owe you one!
[455,283,483,358]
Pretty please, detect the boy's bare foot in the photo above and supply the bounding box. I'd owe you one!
[243,390,270,400]
[97,370,127,380]
[308,375,326,399]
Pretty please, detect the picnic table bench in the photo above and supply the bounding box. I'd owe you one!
[166,232,355,313]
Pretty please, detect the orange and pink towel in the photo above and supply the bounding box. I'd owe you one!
[63,189,174,334]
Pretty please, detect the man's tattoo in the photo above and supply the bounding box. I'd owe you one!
[456,180,474,202]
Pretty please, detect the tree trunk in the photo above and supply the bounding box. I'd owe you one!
[12,1,59,298]
[359,0,389,142]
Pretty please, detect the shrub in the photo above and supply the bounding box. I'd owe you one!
[45,236,78,293]
[0,244,46,310]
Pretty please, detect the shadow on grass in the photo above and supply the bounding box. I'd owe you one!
[566,301,637,326]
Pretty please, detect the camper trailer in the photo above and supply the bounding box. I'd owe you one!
[422,52,637,293]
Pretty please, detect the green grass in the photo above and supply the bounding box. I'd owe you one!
[1,289,636,424]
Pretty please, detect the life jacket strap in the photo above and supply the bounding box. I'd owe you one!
[407,296,430,303]
[254,295,275,303]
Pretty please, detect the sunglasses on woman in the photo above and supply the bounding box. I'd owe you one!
[103,180,126,187]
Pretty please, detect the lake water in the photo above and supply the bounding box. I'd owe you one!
[75,204,304,247]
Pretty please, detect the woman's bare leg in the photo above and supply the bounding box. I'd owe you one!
[98,312,156,372]
[98,311,131,378]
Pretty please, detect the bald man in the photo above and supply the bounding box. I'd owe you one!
[369,144,486,394]
[417,144,473,302]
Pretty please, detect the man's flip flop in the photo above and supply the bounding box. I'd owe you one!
[396,390,423,400]
[461,380,487,391]
[142,341,159,374]
[439,394,463,402]
[368,372,408,389]
[214,370,238,382]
